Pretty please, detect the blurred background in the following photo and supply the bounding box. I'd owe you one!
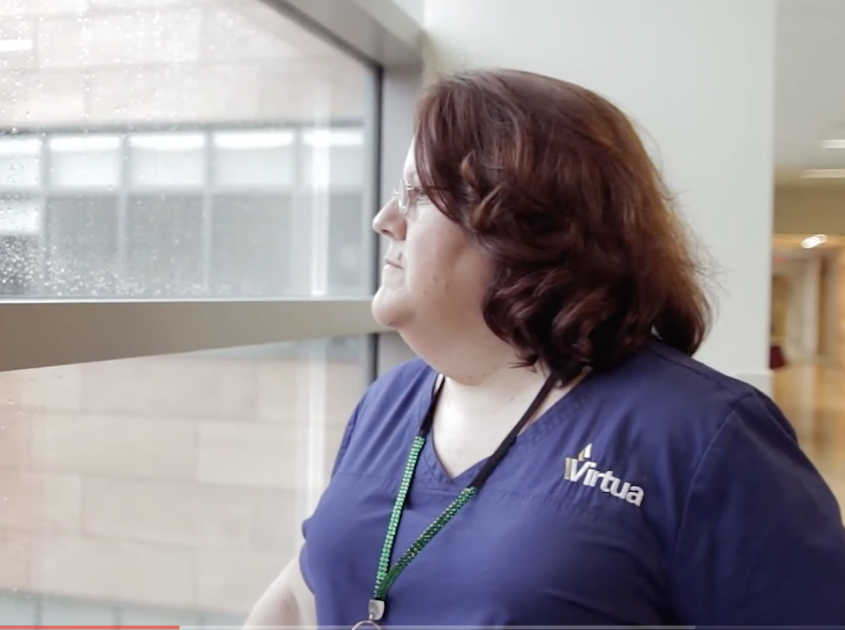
[0,0,841,625]
[770,0,845,511]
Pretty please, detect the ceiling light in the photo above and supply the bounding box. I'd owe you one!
[822,139,845,149]
[801,169,845,179]
[130,134,205,151]
[0,39,33,54]
[214,131,295,149]
[303,129,363,147]
[802,234,827,249]
[0,137,41,154]
[50,135,121,152]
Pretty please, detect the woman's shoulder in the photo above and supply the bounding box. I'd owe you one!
[328,358,435,477]
[628,346,845,623]
[368,356,434,393]
[581,341,811,518]
[592,343,845,625]
[617,340,767,411]
[599,340,792,447]
[358,357,436,418]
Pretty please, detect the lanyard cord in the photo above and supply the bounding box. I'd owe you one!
[369,372,560,617]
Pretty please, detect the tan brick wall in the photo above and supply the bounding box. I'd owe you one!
[0,1,365,128]
[0,348,363,616]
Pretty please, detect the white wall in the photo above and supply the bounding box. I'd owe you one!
[390,0,425,24]
[422,0,776,393]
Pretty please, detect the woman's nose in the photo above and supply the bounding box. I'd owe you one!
[372,196,405,239]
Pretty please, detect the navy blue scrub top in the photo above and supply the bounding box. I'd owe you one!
[301,341,845,626]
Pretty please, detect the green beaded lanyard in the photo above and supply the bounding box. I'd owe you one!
[355,372,559,629]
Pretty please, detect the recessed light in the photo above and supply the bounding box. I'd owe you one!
[822,139,845,149]
[802,234,828,249]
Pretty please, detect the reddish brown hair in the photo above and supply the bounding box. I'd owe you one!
[414,68,711,382]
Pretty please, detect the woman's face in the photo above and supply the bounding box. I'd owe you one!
[371,144,493,341]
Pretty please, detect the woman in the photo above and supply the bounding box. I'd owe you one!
[246,69,845,627]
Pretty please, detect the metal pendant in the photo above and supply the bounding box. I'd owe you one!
[351,599,385,630]
[368,599,385,621]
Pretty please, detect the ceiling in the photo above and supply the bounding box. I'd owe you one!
[776,0,845,182]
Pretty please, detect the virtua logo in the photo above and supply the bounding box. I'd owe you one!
[563,444,645,507]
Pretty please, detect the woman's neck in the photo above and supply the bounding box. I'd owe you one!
[404,329,582,422]
[425,343,561,423]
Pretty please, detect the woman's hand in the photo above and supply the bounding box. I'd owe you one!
[243,548,316,629]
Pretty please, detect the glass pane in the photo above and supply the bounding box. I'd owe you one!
[213,130,296,189]
[0,1,376,300]
[0,592,37,625]
[329,192,368,295]
[41,599,116,625]
[0,336,368,621]
[126,195,204,297]
[48,135,121,189]
[45,196,119,297]
[0,196,41,235]
[0,235,39,297]
[129,134,206,189]
[0,136,41,189]
[303,129,366,191]
[211,194,293,297]
[119,606,200,626]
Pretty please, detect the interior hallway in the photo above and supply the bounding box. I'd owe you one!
[773,364,845,515]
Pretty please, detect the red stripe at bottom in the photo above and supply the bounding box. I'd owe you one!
[0,626,179,629]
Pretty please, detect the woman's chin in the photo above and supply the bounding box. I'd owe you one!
[371,289,411,330]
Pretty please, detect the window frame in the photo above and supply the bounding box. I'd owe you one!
[0,0,422,378]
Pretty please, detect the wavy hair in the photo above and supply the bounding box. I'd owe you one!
[414,68,712,382]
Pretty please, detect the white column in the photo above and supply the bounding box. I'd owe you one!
[422,0,776,393]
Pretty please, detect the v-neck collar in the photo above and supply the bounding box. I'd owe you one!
[413,367,597,487]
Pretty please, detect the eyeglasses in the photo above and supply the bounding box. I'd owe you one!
[393,178,425,215]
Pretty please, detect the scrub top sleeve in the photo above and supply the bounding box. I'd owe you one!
[329,397,363,478]
[300,397,364,590]
[670,393,845,625]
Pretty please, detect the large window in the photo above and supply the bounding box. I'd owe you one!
[0,337,368,624]
[0,0,384,624]
[1,126,372,298]
[0,0,378,302]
